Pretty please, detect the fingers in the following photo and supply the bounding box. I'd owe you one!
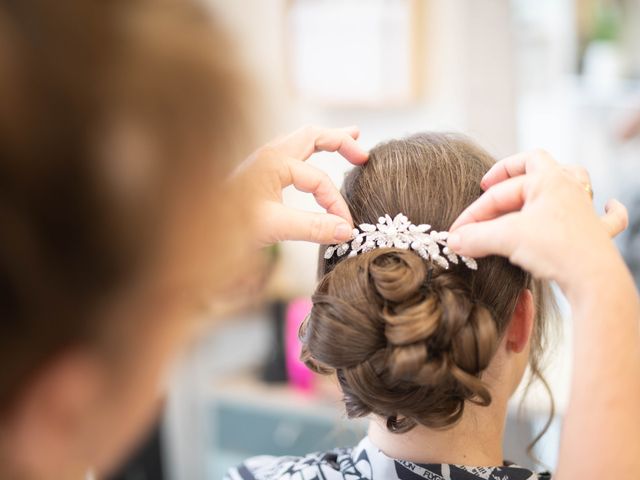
[315,127,368,164]
[562,165,591,187]
[562,165,593,203]
[450,176,527,231]
[447,214,520,258]
[283,158,353,224]
[448,198,629,266]
[269,126,368,165]
[481,150,557,190]
[265,204,354,244]
[601,199,629,238]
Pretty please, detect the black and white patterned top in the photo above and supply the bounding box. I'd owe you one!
[224,437,551,480]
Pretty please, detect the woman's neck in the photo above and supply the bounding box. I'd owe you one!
[367,399,509,467]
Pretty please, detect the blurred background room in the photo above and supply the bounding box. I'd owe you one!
[109,0,640,478]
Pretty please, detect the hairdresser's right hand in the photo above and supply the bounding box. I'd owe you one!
[448,150,629,294]
[239,126,368,246]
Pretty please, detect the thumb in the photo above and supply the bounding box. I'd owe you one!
[601,198,628,238]
[447,214,519,259]
[262,204,354,244]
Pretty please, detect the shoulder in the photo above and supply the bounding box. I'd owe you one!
[223,448,354,480]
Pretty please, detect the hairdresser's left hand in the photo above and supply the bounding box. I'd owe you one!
[447,150,628,294]
[241,126,368,246]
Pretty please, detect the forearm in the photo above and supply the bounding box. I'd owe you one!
[446,148,637,476]
[556,253,640,479]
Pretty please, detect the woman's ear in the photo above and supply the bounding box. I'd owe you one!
[505,289,535,354]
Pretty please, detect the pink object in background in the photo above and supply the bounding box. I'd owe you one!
[285,298,314,392]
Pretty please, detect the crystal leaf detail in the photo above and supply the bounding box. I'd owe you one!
[323,213,478,271]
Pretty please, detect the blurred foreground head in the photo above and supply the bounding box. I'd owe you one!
[0,0,253,477]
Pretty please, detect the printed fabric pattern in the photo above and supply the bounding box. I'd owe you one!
[224,437,551,480]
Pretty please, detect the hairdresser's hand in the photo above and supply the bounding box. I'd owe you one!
[240,126,368,246]
[448,150,628,293]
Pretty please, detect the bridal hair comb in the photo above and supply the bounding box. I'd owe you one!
[324,213,478,270]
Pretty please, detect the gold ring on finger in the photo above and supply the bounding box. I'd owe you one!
[583,182,594,200]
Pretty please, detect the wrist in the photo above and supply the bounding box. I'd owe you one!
[561,246,636,307]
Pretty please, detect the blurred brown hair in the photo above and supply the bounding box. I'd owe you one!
[301,133,557,434]
[0,0,254,412]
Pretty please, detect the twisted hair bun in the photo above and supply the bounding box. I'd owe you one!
[301,133,554,434]
[302,249,498,432]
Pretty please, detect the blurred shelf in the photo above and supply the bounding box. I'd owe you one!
[206,374,367,478]
[210,374,347,418]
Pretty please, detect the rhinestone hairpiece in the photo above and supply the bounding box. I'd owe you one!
[324,213,478,270]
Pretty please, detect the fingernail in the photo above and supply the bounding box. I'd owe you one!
[448,232,461,251]
[334,223,352,242]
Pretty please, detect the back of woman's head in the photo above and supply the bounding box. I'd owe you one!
[302,133,553,433]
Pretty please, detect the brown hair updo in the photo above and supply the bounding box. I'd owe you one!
[301,132,555,433]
